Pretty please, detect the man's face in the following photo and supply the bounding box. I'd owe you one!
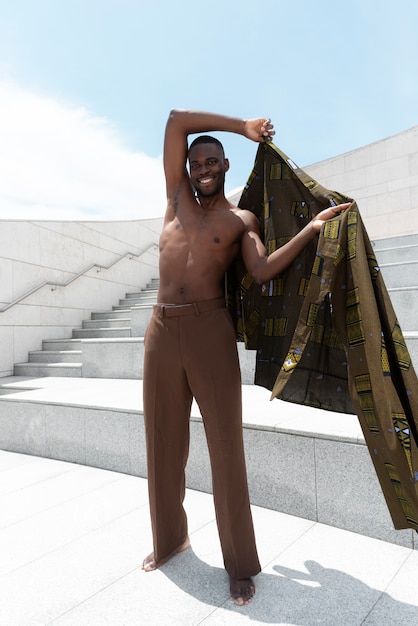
[188,142,229,198]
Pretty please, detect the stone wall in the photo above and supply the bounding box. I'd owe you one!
[305,126,418,240]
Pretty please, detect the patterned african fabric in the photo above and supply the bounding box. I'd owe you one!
[225,141,418,532]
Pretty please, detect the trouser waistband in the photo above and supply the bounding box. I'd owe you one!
[153,298,226,318]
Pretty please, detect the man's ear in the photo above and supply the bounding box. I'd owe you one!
[224,158,230,173]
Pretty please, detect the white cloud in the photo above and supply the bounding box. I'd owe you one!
[0,82,166,220]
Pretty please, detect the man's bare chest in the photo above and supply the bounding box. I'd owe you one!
[161,213,243,251]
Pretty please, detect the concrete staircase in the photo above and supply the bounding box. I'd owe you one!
[13,279,160,379]
[373,233,418,366]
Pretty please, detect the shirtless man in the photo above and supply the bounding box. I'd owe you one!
[142,109,350,605]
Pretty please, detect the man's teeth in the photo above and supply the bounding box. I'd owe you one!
[200,178,212,184]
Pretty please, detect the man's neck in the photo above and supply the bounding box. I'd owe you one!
[197,191,229,211]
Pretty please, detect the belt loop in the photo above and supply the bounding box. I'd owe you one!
[158,305,165,318]
[193,302,200,316]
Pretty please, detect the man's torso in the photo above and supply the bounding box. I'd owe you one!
[158,203,247,304]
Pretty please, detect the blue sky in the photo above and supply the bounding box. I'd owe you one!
[0,0,417,219]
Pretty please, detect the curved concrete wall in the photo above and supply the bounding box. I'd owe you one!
[305,125,418,240]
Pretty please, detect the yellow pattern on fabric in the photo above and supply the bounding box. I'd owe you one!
[243,310,260,343]
[392,414,413,474]
[241,273,254,293]
[264,319,273,337]
[291,201,310,219]
[269,163,283,180]
[262,279,283,297]
[268,237,292,255]
[264,317,288,337]
[270,162,298,181]
[323,220,340,240]
[355,374,379,434]
[347,210,357,261]
[264,200,270,221]
[306,179,319,191]
[346,288,359,307]
[334,244,346,267]
[312,255,324,277]
[267,239,277,254]
[385,463,418,529]
[381,337,390,376]
[324,327,344,349]
[298,277,310,297]
[282,351,302,372]
[346,287,365,346]
[354,374,372,393]
[348,210,358,225]
[306,303,320,327]
[392,323,411,371]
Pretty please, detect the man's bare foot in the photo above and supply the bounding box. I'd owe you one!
[141,537,191,572]
[229,576,255,606]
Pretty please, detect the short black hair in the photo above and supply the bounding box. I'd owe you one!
[188,135,225,157]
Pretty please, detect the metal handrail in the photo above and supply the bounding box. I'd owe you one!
[0,242,159,313]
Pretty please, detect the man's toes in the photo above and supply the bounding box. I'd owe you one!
[230,577,255,605]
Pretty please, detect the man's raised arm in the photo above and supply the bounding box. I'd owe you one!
[163,109,275,196]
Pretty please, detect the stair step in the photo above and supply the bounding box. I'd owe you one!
[126,289,159,298]
[119,296,156,306]
[72,328,132,339]
[388,287,418,331]
[14,363,82,377]
[42,338,82,351]
[373,233,418,250]
[375,244,418,264]
[380,260,418,288]
[81,319,131,329]
[90,310,130,320]
[28,350,82,363]
[112,303,153,311]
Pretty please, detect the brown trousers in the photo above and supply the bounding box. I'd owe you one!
[143,298,261,579]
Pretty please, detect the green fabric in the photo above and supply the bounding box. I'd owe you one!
[226,141,418,532]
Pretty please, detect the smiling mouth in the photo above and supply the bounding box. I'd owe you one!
[198,177,214,185]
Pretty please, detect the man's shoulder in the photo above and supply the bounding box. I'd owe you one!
[230,206,258,228]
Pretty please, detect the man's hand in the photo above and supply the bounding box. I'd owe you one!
[244,118,275,143]
[311,202,352,233]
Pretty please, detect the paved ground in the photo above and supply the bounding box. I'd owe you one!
[1,449,418,626]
